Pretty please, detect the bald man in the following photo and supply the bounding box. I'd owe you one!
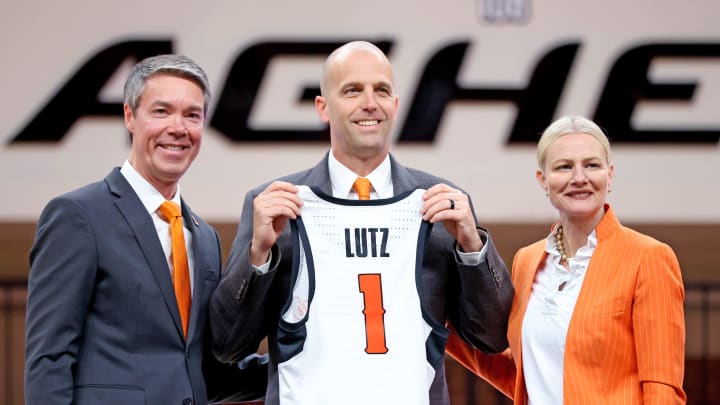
[210,41,513,405]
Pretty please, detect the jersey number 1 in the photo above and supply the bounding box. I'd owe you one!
[358,273,388,354]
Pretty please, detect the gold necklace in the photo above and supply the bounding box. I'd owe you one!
[554,225,569,262]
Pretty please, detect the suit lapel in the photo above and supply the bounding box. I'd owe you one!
[307,152,417,196]
[106,168,186,340]
[389,154,420,194]
[304,152,334,193]
[182,200,206,343]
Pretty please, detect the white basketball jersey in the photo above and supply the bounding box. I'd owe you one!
[275,186,437,405]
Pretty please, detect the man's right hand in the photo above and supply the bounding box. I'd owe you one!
[249,181,303,266]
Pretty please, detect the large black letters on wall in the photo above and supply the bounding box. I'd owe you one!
[11,40,173,143]
[594,43,720,143]
[9,39,720,145]
[210,40,393,143]
[398,41,579,144]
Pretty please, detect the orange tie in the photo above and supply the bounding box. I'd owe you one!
[353,177,372,200]
[158,201,191,338]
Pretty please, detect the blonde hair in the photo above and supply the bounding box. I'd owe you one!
[537,115,611,170]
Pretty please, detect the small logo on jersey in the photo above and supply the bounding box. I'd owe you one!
[344,228,390,258]
[291,296,308,321]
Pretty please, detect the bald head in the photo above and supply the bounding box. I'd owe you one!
[320,41,394,96]
[314,40,398,174]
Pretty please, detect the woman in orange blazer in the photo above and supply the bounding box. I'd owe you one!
[446,115,686,404]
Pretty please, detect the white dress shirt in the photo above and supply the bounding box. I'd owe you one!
[521,227,597,405]
[328,151,394,199]
[120,160,195,294]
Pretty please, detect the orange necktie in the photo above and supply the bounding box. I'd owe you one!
[353,177,372,200]
[158,201,191,338]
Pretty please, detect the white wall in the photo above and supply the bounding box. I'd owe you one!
[2,0,719,222]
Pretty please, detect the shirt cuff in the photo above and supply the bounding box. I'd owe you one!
[456,245,486,266]
[455,227,489,266]
[251,251,272,274]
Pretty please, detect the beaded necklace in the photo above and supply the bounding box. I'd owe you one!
[554,225,569,262]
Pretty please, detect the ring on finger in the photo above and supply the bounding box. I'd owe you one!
[449,199,455,210]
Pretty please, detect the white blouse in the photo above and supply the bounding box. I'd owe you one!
[521,228,597,405]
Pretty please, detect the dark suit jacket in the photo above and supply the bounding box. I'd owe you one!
[25,168,263,405]
[210,153,514,405]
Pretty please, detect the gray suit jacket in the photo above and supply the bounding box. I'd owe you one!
[25,168,261,405]
[210,153,513,405]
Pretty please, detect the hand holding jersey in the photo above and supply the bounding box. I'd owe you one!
[250,181,478,265]
[249,181,303,266]
[210,41,513,405]
[422,183,483,253]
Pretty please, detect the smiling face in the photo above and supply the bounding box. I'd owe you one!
[125,73,205,198]
[536,133,614,224]
[315,42,398,171]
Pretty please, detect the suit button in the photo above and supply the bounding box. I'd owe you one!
[183,398,193,405]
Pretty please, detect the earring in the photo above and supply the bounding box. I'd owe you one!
[544,187,549,197]
[608,187,612,193]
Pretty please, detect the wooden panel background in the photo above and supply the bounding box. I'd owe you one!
[2,222,719,404]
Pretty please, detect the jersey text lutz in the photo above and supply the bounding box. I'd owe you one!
[344,228,390,258]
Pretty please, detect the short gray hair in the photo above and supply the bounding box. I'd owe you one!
[123,54,211,116]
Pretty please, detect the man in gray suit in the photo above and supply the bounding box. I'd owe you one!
[210,41,514,404]
[25,54,263,405]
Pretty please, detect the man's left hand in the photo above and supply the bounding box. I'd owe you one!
[421,184,483,253]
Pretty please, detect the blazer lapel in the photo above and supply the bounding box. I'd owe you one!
[513,246,546,323]
[106,168,186,340]
[567,205,623,331]
[509,240,547,404]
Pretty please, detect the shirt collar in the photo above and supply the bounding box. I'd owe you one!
[327,150,393,199]
[120,160,182,215]
[544,225,598,263]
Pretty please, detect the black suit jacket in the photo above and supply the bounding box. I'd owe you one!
[210,153,513,405]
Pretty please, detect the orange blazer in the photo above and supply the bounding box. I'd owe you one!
[447,205,686,404]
